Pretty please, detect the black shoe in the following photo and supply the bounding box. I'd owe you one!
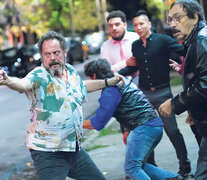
[178,166,191,178]
[165,175,183,180]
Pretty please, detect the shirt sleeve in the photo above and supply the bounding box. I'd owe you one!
[118,65,138,76]
[26,67,43,89]
[90,87,122,131]
[166,35,184,56]
[111,61,127,72]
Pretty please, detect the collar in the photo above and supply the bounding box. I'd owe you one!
[138,32,154,42]
[183,21,206,47]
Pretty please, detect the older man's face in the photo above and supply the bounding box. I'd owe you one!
[168,4,197,41]
[41,39,66,76]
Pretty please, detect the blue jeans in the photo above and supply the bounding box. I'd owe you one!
[142,87,189,169]
[30,148,106,180]
[124,125,178,180]
[195,137,207,180]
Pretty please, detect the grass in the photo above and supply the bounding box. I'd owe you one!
[85,144,109,151]
[83,128,120,151]
[170,76,182,86]
[98,128,120,137]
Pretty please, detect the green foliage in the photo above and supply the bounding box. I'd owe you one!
[14,0,98,36]
[141,0,165,19]
[72,0,98,32]
[85,144,109,151]
[98,128,120,137]
[170,76,182,86]
[16,0,51,36]
[48,0,70,30]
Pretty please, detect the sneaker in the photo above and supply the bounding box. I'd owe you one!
[178,166,191,178]
[165,175,183,180]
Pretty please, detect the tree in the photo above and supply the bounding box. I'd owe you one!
[15,0,99,38]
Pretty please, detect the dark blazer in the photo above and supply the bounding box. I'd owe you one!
[172,21,207,137]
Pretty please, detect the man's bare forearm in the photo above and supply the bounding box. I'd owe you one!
[85,80,105,93]
[4,76,32,93]
[85,73,125,93]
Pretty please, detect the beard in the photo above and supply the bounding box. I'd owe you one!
[44,56,66,77]
[112,30,126,41]
[47,66,63,77]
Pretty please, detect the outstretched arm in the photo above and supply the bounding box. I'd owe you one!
[84,73,125,93]
[0,69,32,93]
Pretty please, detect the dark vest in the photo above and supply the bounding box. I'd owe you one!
[113,77,158,130]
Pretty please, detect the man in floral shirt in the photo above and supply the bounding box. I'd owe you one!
[0,31,124,180]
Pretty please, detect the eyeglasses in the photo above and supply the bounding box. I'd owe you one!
[167,15,187,25]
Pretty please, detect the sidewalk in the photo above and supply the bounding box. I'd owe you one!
[7,85,199,180]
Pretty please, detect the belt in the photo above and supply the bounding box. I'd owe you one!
[140,83,169,92]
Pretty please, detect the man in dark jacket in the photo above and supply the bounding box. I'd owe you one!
[159,0,207,179]
[83,58,182,180]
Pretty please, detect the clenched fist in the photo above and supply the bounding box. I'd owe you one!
[0,69,8,85]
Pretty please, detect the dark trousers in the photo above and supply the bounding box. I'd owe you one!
[195,137,207,180]
[141,86,190,168]
[30,148,106,180]
[190,124,202,146]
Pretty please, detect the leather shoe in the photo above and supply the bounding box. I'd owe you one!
[178,166,191,177]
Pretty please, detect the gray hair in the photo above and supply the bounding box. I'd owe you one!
[37,31,67,55]
[170,0,205,22]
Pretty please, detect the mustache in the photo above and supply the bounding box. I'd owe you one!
[49,60,60,67]
[112,30,119,33]
[171,28,180,34]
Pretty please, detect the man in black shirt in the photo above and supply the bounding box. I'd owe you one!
[119,10,191,178]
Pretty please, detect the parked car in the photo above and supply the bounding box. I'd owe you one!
[0,45,41,77]
[65,37,84,65]
[82,31,105,54]
[18,44,41,75]
[0,47,21,76]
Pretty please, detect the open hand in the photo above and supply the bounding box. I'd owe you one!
[169,59,180,72]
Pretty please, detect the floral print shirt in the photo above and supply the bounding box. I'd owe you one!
[25,64,87,152]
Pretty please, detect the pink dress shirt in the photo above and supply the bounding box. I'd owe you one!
[100,31,139,72]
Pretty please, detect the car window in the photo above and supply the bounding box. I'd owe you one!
[4,49,17,58]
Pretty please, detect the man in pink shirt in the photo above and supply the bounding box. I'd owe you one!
[101,10,139,72]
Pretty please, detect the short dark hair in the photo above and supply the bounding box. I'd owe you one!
[38,31,67,55]
[170,0,205,22]
[84,59,114,79]
[134,9,148,18]
[106,10,127,23]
